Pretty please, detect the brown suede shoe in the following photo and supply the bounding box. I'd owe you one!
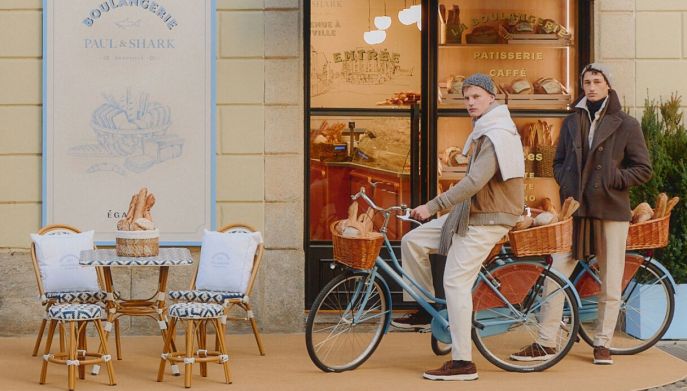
[510,343,557,362]
[423,360,478,381]
[593,346,613,365]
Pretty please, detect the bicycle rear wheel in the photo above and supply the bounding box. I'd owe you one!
[576,256,675,355]
[305,270,391,372]
[472,261,580,372]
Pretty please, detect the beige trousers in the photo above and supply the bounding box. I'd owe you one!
[401,216,509,361]
[537,219,629,348]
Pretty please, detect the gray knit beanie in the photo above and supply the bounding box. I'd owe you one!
[580,63,614,88]
[462,73,496,96]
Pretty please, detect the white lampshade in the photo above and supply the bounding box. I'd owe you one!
[398,8,415,25]
[363,29,386,44]
[374,15,392,30]
[409,4,421,22]
[416,19,422,30]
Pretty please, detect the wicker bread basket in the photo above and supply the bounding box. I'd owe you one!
[115,229,160,257]
[508,217,572,257]
[330,221,383,270]
[626,214,670,250]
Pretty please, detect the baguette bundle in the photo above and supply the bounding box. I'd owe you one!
[116,187,156,231]
[631,193,680,223]
[337,202,375,238]
[513,197,578,231]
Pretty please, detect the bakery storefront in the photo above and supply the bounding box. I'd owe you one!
[305,0,591,306]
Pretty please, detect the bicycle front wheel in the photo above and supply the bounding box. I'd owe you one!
[577,256,675,355]
[472,261,580,372]
[305,270,391,372]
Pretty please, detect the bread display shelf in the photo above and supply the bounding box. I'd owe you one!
[506,93,571,109]
[439,42,573,48]
[439,85,569,109]
[439,85,506,107]
[498,25,573,46]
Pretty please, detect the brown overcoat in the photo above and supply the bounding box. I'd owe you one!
[553,89,652,221]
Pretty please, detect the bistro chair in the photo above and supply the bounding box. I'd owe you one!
[30,225,122,362]
[40,303,116,391]
[168,223,266,355]
[157,302,232,387]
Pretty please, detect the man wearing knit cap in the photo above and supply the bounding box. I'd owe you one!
[510,63,651,365]
[391,73,525,381]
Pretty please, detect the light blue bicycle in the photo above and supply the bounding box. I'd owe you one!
[305,188,581,373]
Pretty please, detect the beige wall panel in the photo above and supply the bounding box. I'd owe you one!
[264,201,303,249]
[637,0,687,11]
[602,60,636,108]
[636,61,687,106]
[0,59,40,104]
[265,59,301,104]
[600,0,635,11]
[217,59,265,104]
[683,13,687,58]
[265,155,303,202]
[220,105,265,154]
[218,202,265,231]
[217,0,264,10]
[599,13,635,59]
[0,203,40,248]
[0,0,41,9]
[636,12,682,58]
[219,11,265,57]
[266,0,299,9]
[265,10,300,57]
[264,105,303,154]
[0,11,41,57]
[216,155,264,201]
[0,156,40,202]
[0,106,41,154]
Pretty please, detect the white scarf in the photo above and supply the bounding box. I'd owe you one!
[462,104,525,181]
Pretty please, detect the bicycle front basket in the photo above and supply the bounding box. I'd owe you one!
[626,213,670,250]
[330,220,384,270]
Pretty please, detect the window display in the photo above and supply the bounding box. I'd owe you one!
[435,0,579,209]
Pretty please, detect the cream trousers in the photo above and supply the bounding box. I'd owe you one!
[401,216,509,361]
[538,219,629,348]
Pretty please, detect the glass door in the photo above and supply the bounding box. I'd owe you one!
[306,0,426,306]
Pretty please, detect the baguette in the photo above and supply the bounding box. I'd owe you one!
[665,196,680,217]
[653,193,668,219]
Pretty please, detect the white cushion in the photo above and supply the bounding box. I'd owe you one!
[30,230,100,292]
[195,229,262,293]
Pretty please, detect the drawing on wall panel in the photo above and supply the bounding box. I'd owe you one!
[68,88,183,175]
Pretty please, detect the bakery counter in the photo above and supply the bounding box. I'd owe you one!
[309,159,411,241]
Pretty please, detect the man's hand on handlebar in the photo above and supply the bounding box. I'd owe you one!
[410,204,432,221]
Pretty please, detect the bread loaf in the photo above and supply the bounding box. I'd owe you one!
[514,215,534,231]
[533,212,558,227]
[509,78,532,94]
[632,202,653,223]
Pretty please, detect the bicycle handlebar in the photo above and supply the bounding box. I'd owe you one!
[351,187,423,226]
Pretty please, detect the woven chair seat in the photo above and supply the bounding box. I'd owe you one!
[48,304,103,321]
[168,289,243,304]
[44,290,109,304]
[168,302,224,319]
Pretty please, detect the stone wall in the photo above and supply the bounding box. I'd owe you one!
[596,0,687,119]
[0,0,305,335]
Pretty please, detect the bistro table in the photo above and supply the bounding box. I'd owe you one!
[80,247,193,372]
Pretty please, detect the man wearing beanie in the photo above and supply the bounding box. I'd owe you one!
[391,73,525,380]
[510,63,651,365]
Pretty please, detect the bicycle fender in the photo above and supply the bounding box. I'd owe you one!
[353,270,393,334]
[515,260,583,309]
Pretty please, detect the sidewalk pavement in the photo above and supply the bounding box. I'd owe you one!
[2,332,687,391]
